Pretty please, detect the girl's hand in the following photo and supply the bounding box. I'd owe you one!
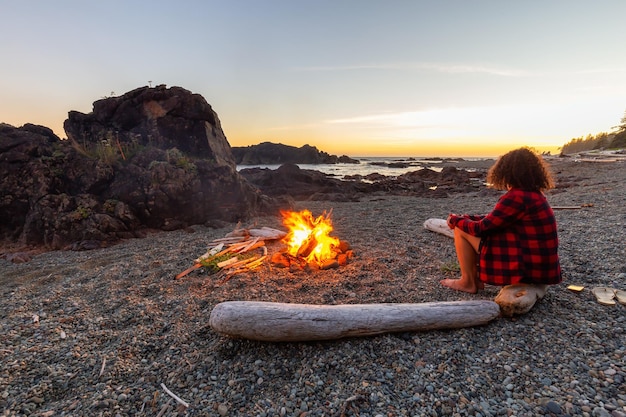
[447,214,456,229]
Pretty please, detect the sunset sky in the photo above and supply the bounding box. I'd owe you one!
[2,1,625,157]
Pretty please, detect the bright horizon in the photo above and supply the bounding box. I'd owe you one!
[2,1,625,158]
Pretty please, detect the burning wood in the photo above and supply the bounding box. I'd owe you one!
[272,209,354,270]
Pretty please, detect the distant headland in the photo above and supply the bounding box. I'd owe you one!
[232,142,359,165]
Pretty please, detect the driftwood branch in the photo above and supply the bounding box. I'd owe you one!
[98,357,107,378]
[209,300,500,342]
[174,263,201,280]
[160,383,189,408]
[340,395,367,417]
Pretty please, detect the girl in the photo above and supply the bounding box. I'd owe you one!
[441,147,562,293]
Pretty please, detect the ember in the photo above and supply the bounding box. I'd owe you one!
[272,209,353,270]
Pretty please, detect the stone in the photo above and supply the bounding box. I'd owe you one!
[546,400,562,414]
[271,252,290,268]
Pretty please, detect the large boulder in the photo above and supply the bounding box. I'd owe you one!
[64,85,235,167]
[1,86,281,252]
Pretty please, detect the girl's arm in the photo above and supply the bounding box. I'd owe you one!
[448,191,527,236]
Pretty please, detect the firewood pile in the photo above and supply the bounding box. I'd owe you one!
[175,209,354,282]
[174,225,286,282]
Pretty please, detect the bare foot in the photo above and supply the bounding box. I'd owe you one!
[440,278,484,294]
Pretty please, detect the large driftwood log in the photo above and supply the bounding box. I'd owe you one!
[494,284,548,317]
[209,300,500,342]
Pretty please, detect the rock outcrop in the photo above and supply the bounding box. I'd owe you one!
[239,164,484,202]
[1,86,280,252]
[232,142,359,165]
[64,85,235,167]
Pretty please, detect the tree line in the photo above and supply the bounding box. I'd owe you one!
[560,110,626,154]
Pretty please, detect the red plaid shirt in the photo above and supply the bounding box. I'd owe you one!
[449,189,562,286]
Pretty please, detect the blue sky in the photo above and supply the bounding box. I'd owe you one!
[2,1,625,156]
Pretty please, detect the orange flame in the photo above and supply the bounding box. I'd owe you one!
[281,209,340,265]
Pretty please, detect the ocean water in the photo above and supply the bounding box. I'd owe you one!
[237,156,488,179]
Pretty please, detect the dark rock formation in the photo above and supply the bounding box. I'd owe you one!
[239,164,365,202]
[64,85,235,167]
[232,142,359,165]
[1,86,282,252]
[239,164,485,202]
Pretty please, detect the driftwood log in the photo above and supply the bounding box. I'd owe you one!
[209,300,500,342]
[494,284,548,317]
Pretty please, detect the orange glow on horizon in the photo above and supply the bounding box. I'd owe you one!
[226,132,563,158]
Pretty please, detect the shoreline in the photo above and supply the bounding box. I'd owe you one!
[1,159,625,416]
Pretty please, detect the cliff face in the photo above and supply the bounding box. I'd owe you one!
[1,86,281,251]
[232,142,359,165]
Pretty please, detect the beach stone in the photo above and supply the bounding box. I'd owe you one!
[546,400,562,414]
[592,407,611,417]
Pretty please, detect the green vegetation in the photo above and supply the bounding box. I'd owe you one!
[561,132,614,154]
[103,199,118,214]
[72,132,141,166]
[199,252,254,274]
[440,260,460,274]
[199,253,234,274]
[166,148,197,173]
[73,206,91,220]
[94,133,123,165]
[561,109,626,154]
[51,149,65,159]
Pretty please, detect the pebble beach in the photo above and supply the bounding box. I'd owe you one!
[1,158,625,417]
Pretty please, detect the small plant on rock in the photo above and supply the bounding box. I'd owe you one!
[73,206,91,220]
[166,148,197,173]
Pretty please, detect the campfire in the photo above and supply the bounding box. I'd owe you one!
[174,209,353,282]
[271,209,353,270]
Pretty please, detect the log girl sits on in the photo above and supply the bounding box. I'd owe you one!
[441,147,562,294]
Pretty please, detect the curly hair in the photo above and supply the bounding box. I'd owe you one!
[487,147,555,191]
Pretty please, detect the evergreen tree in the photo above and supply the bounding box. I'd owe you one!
[616,110,626,133]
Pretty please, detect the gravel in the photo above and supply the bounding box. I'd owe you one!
[1,159,625,416]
